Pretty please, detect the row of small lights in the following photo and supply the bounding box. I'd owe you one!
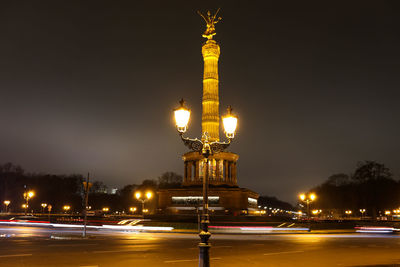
[257,205,301,215]
[3,202,142,213]
[3,190,153,212]
[302,209,400,216]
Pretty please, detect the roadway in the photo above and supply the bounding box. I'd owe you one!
[1,226,400,266]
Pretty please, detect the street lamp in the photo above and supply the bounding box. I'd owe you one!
[63,205,71,213]
[102,207,109,213]
[299,193,316,219]
[130,207,137,213]
[41,203,47,214]
[23,190,35,215]
[299,193,316,231]
[22,204,28,211]
[345,210,352,218]
[135,191,152,216]
[3,200,10,213]
[173,99,238,267]
[312,209,322,216]
[359,209,366,219]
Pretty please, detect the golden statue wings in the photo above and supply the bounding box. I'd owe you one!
[197,8,222,40]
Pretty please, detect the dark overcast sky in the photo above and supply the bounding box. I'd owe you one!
[1,1,399,203]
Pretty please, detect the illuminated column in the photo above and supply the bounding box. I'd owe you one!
[215,159,220,180]
[228,162,232,182]
[195,161,200,181]
[232,162,237,184]
[184,162,188,183]
[188,161,193,181]
[224,160,229,182]
[202,39,220,142]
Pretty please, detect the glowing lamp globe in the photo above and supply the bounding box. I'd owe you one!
[146,191,153,200]
[299,194,306,201]
[222,106,238,138]
[309,193,316,201]
[174,99,190,133]
[135,192,141,199]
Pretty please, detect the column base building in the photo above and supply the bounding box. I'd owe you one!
[157,151,259,215]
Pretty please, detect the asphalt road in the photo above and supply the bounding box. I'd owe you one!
[1,226,400,267]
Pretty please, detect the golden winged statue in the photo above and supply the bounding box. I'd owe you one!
[197,8,222,40]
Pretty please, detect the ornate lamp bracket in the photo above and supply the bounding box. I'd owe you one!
[179,132,231,155]
[179,133,203,152]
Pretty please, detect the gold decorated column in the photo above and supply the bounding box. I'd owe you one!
[198,9,222,142]
[201,40,220,142]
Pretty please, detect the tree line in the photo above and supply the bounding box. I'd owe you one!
[307,161,399,218]
[0,162,182,213]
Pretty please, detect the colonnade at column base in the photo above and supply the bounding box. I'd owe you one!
[182,151,239,187]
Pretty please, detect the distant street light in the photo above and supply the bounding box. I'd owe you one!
[63,205,71,213]
[312,209,322,216]
[135,191,153,216]
[41,203,47,213]
[23,189,35,215]
[102,207,109,212]
[22,204,28,211]
[299,193,316,231]
[47,204,52,222]
[345,210,352,218]
[299,193,316,219]
[130,207,137,213]
[82,172,92,238]
[359,209,366,219]
[3,200,10,213]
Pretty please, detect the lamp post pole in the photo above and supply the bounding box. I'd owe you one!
[24,185,28,215]
[199,143,210,267]
[3,201,10,213]
[141,199,145,216]
[83,173,90,238]
[174,100,238,267]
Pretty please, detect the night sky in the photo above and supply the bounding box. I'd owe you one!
[1,1,399,203]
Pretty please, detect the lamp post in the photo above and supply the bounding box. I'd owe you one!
[47,205,52,222]
[345,210,352,218]
[299,193,316,231]
[173,99,238,267]
[82,172,92,238]
[359,209,366,219]
[22,204,28,213]
[135,191,152,216]
[102,207,109,213]
[23,190,35,215]
[3,200,10,213]
[129,207,137,214]
[63,205,71,214]
[41,203,47,214]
